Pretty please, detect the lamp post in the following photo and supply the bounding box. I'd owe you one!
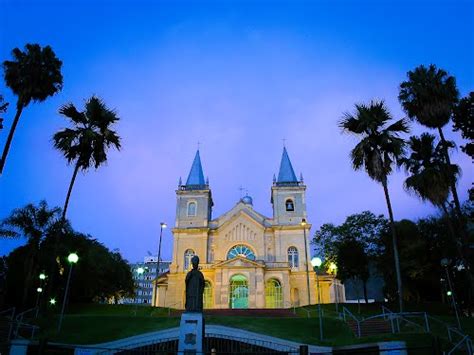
[36,273,47,310]
[58,253,79,332]
[441,258,461,329]
[154,222,167,307]
[301,218,311,305]
[311,257,323,341]
[134,267,145,315]
[328,262,339,313]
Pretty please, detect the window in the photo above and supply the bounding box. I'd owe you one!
[285,199,294,211]
[187,201,197,216]
[184,249,195,270]
[204,281,213,309]
[265,279,283,308]
[288,247,299,268]
[227,245,256,260]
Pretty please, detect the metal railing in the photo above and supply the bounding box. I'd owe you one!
[11,307,40,340]
[0,307,15,342]
[341,306,361,337]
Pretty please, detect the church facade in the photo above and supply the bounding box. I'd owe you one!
[152,148,345,309]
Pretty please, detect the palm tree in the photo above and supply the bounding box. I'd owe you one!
[399,133,458,210]
[399,133,474,302]
[0,201,60,306]
[398,65,463,218]
[339,100,409,312]
[0,44,63,174]
[0,94,8,131]
[53,96,121,222]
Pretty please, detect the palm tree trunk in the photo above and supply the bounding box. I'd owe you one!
[45,161,80,307]
[62,161,80,221]
[381,177,404,312]
[437,127,463,217]
[0,101,23,174]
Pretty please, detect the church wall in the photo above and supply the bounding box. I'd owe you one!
[271,185,307,225]
[175,190,211,229]
[171,231,208,273]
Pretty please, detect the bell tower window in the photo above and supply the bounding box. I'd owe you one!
[285,199,294,211]
[187,201,197,217]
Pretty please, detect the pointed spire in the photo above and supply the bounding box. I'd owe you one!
[185,150,206,188]
[277,147,298,184]
[178,176,182,186]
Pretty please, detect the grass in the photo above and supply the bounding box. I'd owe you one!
[31,302,471,351]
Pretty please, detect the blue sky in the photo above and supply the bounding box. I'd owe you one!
[1,0,473,263]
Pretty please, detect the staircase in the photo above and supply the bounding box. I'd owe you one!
[346,318,392,337]
[170,308,296,317]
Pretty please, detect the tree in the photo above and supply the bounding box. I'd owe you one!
[314,211,387,303]
[398,64,464,220]
[0,94,8,131]
[53,96,121,222]
[399,133,459,210]
[0,201,60,307]
[39,230,134,303]
[0,44,63,174]
[453,92,474,159]
[339,100,409,311]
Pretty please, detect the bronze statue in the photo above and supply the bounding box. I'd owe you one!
[185,255,205,312]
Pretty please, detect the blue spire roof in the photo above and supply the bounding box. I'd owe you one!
[185,150,206,187]
[277,147,298,184]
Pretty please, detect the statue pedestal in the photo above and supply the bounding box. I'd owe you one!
[178,312,205,354]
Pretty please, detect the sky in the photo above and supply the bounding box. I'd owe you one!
[0,0,473,263]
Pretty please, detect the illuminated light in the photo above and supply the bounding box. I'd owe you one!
[137,267,145,275]
[39,273,46,280]
[49,298,56,305]
[161,222,167,228]
[301,218,307,226]
[68,253,79,263]
[311,257,322,268]
[328,262,337,274]
[447,290,452,296]
[37,287,43,293]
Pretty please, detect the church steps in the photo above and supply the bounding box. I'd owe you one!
[169,308,297,317]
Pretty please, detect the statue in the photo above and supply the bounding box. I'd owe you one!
[185,255,205,312]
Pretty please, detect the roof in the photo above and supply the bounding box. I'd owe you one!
[277,147,298,184]
[185,150,206,187]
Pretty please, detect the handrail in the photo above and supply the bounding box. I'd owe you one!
[0,307,15,318]
[342,306,361,337]
[0,307,16,342]
[447,335,473,355]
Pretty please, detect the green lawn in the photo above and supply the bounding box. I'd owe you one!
[32,302,470,351]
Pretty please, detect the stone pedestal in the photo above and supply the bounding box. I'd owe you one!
[178,312,205,354]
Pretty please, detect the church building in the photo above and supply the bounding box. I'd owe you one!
[152,148,345,309]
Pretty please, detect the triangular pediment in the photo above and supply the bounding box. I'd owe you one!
[213,256,264,268]
[211,202,270,231]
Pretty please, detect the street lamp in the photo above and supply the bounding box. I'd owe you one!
[36,272,47,310]
[328,262,339,313]
[301,218,311,306]
[49,298,56,305]
[154,222,167,307]
[134,267,146,315]
[440,258,461,329]
[58,253,79,332]
[311,256,323,341]
[39,273,46,280]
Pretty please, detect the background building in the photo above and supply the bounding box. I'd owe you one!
[153,148,345,309]
[123,257,171,304]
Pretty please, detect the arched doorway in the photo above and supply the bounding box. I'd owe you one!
[265,279,283,308]
[204,280,213,309]
[229,274,248,309]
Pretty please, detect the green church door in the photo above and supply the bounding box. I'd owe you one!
[229,275,248,309]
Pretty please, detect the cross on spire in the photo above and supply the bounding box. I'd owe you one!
[282,138,287,147]
[238,185,245,198]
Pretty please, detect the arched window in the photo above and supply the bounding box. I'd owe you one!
[288,247,299,268]
[285,199,294,211]
[187,202,197,216]
[265,279,283,308]
[184,249,195,270]
[227,245,256,260]
[204,281,213,309]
